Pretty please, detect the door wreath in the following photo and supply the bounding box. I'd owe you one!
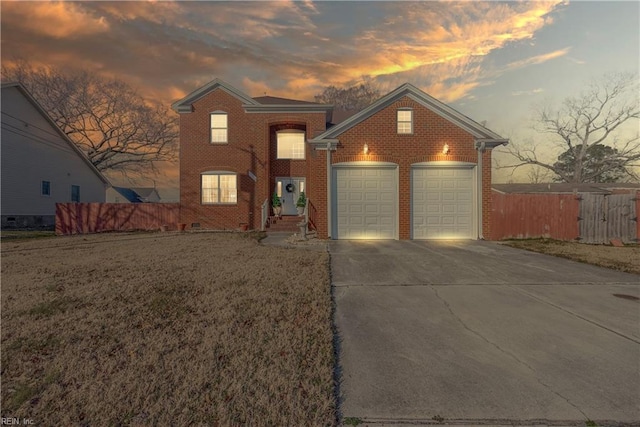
[285,183,295,193]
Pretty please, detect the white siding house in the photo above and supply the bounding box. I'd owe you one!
[1,82,109,228]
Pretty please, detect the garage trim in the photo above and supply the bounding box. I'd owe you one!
[332,161,399,240]
[411,161,477,240]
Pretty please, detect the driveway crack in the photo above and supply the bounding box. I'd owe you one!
[511,286,640,345]
[430,286,590,421]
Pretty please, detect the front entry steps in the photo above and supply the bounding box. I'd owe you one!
[266,215,304,233]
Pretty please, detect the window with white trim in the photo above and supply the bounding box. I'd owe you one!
[210,113,228,143]
[201,172,237,204]
[397,109,413,134]
[277,130,305,159]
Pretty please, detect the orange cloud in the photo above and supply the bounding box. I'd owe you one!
[2,1,109,38]
[242,77,272,97]
[506,48,571,70]
[326,1,565,100]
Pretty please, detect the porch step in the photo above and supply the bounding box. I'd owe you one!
[266,215,303,232]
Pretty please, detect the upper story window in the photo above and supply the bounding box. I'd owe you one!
[397,109,413,134]
[41,180,51,196]
[71,185,80,202]
[210,112,228,143]
[201,172,237,204]
[277,130,305,159]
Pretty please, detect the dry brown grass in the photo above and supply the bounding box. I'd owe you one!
[1,232,336,425]
[502,239,640,274]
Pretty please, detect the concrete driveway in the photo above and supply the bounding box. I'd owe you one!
[331,240,640,426]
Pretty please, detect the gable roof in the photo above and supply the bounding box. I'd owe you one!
[171,78,259,113]
[171,78,333,118]
[111,186,144,203]
[1,82,109,185]
[110,186,160,202]
[310,83,508,147]
[253,96,323,105]
[130,187,160,200]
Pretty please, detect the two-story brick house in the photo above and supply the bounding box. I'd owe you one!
[172,79,507,239]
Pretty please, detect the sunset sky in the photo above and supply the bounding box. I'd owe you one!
[2,1,638,199]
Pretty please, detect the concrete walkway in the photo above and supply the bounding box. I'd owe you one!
[331,240,640,426]
[261,231,328,252]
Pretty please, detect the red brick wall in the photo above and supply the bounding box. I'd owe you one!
[178,89,326,230]
[179,89,498,239]
[310,97,492,239]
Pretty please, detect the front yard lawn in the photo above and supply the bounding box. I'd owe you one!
[502,239,640,274]
[1,232,336,425]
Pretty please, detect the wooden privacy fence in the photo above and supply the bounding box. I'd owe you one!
[56,203,180,235]
[578,193,638,244]
[491,193,579,241]
[491,190,639,243]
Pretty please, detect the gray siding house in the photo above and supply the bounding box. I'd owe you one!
[1,82,109,229]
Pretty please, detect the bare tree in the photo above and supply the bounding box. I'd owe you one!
[526,166,553,184]
[2,61,177,177]
[314,78,381,111]
[502,72,639,183]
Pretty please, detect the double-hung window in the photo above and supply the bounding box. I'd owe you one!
[41,180,51,196]
[276,130,305,159]
[397,109,413,134]
[71,185,80,202]
[202,172,237,204]
[210,112,228,143]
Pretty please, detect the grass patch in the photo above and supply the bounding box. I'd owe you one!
[1,232,336,425]
[1,230,56,240]
[28,297,80,318]
[502,239,640,274]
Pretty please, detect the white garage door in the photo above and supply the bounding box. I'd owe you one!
[412,166,475,239]
[334,166,397,239]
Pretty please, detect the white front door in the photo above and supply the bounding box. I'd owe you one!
[275,177,305,215]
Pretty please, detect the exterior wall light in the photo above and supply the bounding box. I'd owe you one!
[442,143,450,155]
[363,143,369,155]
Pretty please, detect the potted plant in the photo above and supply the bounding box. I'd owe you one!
[296,191,307,216]
[272,192,282,217]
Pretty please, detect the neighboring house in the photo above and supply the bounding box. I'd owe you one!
[106,186,162,203]
[172,78,508,239]
[1,82,109,229]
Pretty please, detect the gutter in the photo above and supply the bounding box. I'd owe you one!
[475,138,508,240]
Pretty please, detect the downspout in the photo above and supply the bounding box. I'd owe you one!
[326,142,333,239]
[476,140,486,240]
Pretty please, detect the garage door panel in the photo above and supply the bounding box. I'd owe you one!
[348,204,363,215]
[334,166,397,239]
[412,166,475,239]
[348,193,363,202]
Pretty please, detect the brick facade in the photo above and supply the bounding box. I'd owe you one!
[174,80,505,239]
[177,88,327,230]
[309,98,494,239]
